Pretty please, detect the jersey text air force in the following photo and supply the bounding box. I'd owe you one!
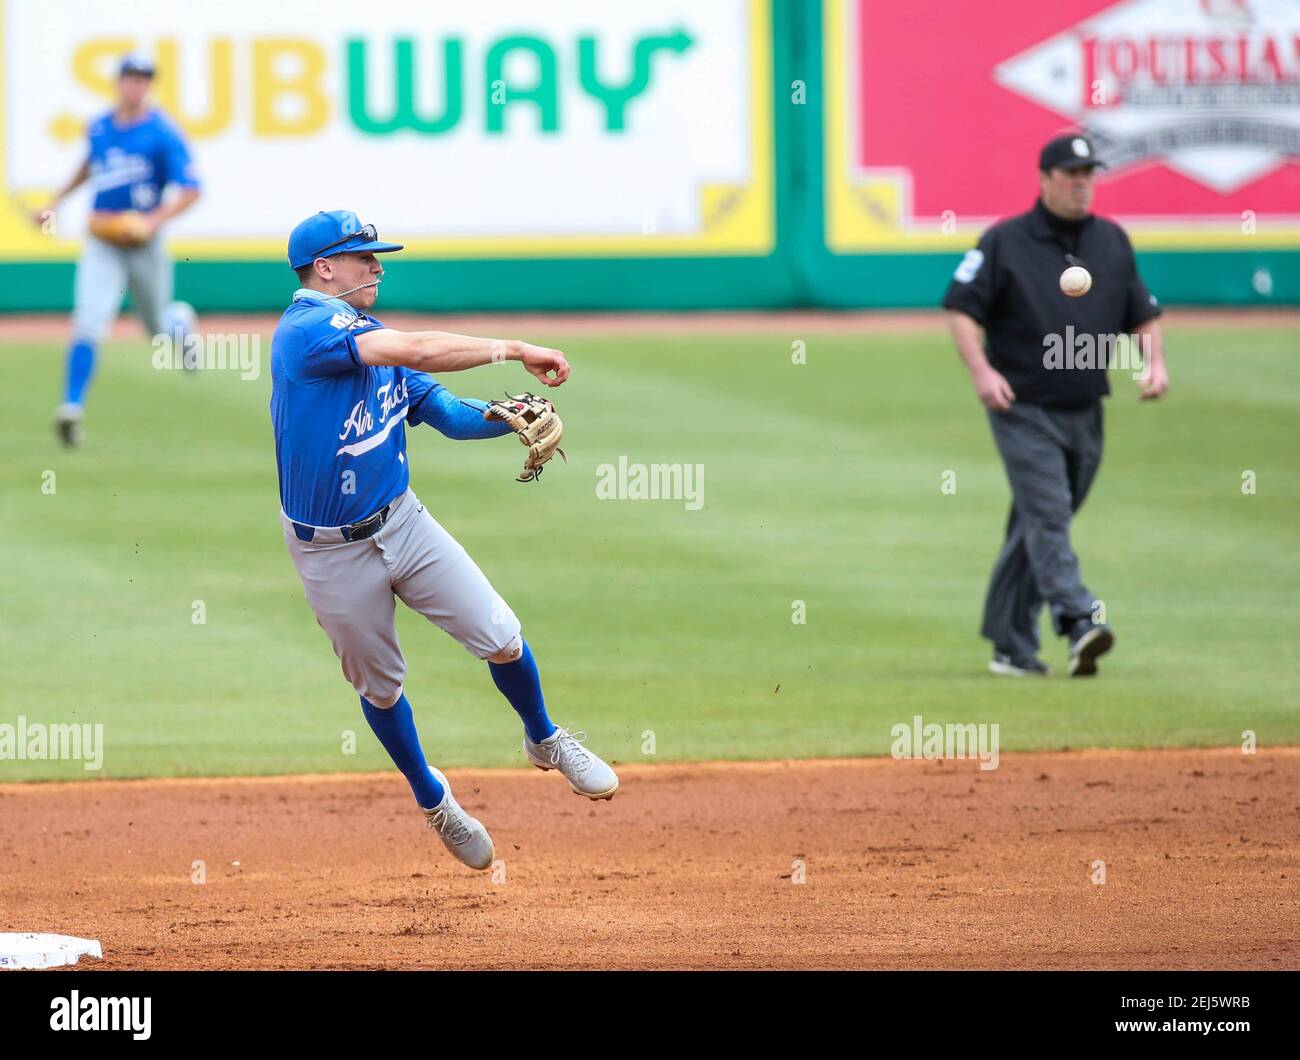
[271,290,440,527]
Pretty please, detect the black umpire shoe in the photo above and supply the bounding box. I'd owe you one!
[988,651,1051,677]
[1068,622,1115,677]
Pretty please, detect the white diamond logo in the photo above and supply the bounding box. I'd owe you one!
[994,0,1300,192]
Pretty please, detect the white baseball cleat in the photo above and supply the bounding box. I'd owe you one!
[422,767,495,871]
[524,725,619,800]
[54,403,84,448]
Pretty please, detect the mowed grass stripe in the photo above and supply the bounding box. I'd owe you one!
[1,324,1296,779]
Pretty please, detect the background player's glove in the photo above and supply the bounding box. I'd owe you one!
[484,393,567,483]
[88,211,150,247]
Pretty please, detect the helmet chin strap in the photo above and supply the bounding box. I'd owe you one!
[334,277,382,298]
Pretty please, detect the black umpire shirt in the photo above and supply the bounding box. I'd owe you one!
[941,199,1162,408]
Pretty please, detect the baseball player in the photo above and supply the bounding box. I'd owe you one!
[271,210,618,872]
[33,52,201,446]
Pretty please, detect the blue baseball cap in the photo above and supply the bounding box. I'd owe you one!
[287,210,404,270]
[119,52,156,78]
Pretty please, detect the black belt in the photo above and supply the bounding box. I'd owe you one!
[292,503,393,543]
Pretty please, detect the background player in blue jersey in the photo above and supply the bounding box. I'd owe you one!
[271,210,619,871]
[33,52,201,446]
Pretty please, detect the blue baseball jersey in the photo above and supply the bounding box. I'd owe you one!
[86,108,199,213]
[270,291,441,527]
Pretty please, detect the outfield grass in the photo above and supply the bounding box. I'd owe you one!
[2,322,1297,780]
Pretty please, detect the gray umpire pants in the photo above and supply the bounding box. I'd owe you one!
[281,489,521,709]
[981,401,1104,660]
[72,233,171,345]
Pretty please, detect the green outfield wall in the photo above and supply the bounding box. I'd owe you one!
[2,1,1296,312]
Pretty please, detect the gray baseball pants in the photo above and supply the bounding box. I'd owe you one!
[72,233,171,344]
[981,401,1104,660]
[281,488,521,708]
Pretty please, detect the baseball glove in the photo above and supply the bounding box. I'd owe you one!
[88,211,150,247]
[484,393,567,483]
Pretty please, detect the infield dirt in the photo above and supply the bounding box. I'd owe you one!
[2,748,1296,970]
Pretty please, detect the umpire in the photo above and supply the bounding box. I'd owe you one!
[942,133,1168,678]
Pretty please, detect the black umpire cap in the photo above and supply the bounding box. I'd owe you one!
[1039,133,1105,172]
[118,52,156,79]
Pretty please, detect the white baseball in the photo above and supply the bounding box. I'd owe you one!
[1060,265,1092,297]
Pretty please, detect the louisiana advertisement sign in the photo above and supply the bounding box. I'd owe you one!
[824,0,1300,251]
[1,0,773,260]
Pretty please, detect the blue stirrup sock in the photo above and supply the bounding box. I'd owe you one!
[64,341,96,406]
[359,694,444,809]
[488,639,556,744]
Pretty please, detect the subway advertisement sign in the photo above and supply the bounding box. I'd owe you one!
[1,0,774,260]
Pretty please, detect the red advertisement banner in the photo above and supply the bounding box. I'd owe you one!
[826,0,1300,249]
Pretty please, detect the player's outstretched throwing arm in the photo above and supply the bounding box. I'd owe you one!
[354,329,569,386]
[356,329,570,481]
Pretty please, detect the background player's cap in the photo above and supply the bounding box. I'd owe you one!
[287,210,404,269]
[1039,133,1106,173]
[118,52,156,79]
